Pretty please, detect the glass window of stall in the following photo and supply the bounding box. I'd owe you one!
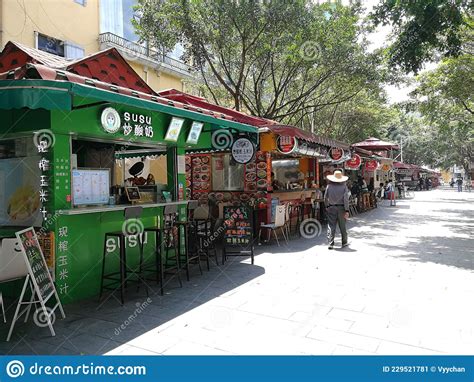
[212,153,244,191]
[0,137,42,227]
[71,139,169,206]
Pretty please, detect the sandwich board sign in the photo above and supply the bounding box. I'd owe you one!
[7,227,65,341]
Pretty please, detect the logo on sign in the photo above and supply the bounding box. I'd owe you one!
[231,138,255,164]
[100,107,121,133]
[330,147,344,161]
[276,136,297,154]
[345,154,362,169]
[365,160,378,172]
[381,163,392,172]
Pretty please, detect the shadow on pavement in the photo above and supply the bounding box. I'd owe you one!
[0,259,265,355]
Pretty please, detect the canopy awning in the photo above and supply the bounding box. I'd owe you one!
[353,137,400,151]
[259,125,350,150]
[158,89,273,127]
[0,78,258,135]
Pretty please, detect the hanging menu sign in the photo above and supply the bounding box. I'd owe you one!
[231,137,255,164]
[276,136,297,154]
[365,160,378,172]
[330,147,344,161]
[16,227,55,300]
[345,154,362,169]
[223,205,254,264]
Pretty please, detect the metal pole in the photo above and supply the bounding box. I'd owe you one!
[400,137,403,163]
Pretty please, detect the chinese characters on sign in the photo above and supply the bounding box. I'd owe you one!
[123,111,153,138]
[56,225,69,296]
[37,140,50,221]
[276,135,297,154]
[231,137,255,164]
[100,107,154,138]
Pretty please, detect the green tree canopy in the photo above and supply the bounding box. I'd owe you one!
[134,0,385,134]
[370,0,473,74]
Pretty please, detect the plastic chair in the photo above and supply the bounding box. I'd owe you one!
[258,205,288,246]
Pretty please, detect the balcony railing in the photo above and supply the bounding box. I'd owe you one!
[99,32,193,75]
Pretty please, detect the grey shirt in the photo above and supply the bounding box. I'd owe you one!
[324,182,350,211]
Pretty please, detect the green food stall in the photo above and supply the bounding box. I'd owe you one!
[0,77,257,304]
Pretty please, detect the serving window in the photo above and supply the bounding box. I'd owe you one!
[212,153,244,191]
[71,138,169,206]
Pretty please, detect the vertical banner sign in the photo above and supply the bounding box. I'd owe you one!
[7,228,65,341]
[222,206,254,264]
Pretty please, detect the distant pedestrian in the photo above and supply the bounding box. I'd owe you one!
[456,177,463,192]
[324,170,350,250]
[385,181,396,206]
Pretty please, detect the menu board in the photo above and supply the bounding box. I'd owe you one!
[223,206,254,263]
[16,228,55,300]
[72,168,110,206]
[189,154,211,204]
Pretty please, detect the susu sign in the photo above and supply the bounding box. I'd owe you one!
[101,108,154,138]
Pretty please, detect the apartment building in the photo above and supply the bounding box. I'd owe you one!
[0,0,194,91]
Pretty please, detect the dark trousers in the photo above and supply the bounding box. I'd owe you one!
[327,206,348,245]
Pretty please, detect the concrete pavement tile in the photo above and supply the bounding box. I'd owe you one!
[332,345,376,355]
[127,333,181,354]
[376,341,443,355]
[105,343,161,355]
[163,341,234,355]
[307,326,380,353]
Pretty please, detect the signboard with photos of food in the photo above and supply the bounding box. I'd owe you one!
[0,156,42,226]
[165,117,185,142]
[223,206,253,251]
[186,121,204,145]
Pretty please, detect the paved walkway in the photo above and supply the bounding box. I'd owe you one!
[1,188,473,355]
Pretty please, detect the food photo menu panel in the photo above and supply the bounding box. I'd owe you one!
[72,169,110,206]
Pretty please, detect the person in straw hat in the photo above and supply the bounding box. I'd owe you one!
[324,169,350,249]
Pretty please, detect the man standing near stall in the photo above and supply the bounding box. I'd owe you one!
[324,170,350,249]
